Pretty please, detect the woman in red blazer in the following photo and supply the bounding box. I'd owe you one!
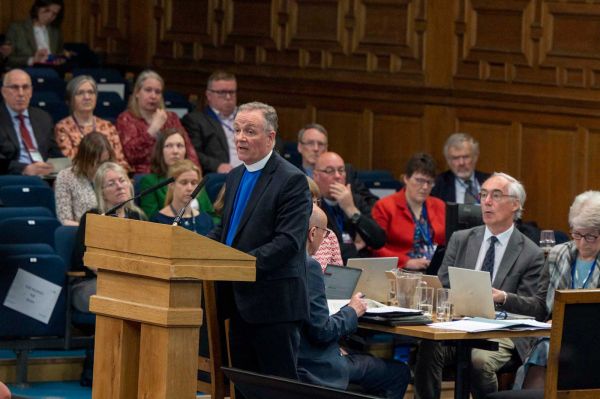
[372,153,446,270]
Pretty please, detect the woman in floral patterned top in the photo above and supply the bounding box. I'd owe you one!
[54,75,129,170]
[115,70,199,173]
[54,132,114,225]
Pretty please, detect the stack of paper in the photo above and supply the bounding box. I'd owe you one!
[429,317,550,333]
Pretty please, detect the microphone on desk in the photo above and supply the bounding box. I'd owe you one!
[172,175,209,226]
[103,176,175,216]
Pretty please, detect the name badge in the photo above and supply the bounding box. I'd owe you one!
[342,232,353,244]
[29,150,44,163]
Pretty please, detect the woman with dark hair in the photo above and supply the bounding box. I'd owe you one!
[54,75,129,169]
[151,160,214,235]
[116,70,199,173]
[5,0,66,67]
[372,153,446,270]
[54,132,114,226]
[139,128,215,220]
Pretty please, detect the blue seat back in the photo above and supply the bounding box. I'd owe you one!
[95,91,126,120]
[0,206,53,222]
[0,175,47,188]
[0,185,56,214]
[282,140,302,168]
[205,173,227,203]
[0,254,67,338]
[25,67,65,97]
[0,243,55,257]
[54,226,78,269]
[0,217,61,246]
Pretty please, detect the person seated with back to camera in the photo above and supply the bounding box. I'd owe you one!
[151,159,214,236]
[139,128,216,222]
[54,131,114,226]
[54,75,129,170]
[371,153,446,270]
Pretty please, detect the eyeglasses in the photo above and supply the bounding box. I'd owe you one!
[412,177,435,187]
[449,155,472,163]
[3,84,32,92]
[571,231,600,243]
[164,143,185,150]
[300,140,327,149]
[478,189,516,202]
[315,167,346,176]
[208,89,237,97]
[312,226,331,238]
[74,89,96,97]
[103,177,128,190]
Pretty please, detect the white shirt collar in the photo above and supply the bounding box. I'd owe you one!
[483,224,514,247]
[5,105,29,119]
[244,150,273,172]
[211,106,236,121]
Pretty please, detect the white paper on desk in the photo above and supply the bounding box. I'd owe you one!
[328,299,350,315]
[3,268,62,324]
[366,305,422,315]
[429,318,550,333]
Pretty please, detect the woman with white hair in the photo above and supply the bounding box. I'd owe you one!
[513,190,600,390]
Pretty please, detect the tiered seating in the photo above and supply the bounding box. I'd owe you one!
[0,185,56,214]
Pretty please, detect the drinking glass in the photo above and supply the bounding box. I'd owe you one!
[416,286,434,317]
[540,230,556,255]
[436,288,453,322]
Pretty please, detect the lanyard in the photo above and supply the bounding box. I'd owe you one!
[409,205,433,247]
[72,115,96,138]
[571,257,598,289]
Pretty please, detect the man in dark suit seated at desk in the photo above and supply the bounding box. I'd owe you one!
[430,133,490,204]
[298,203,410,399]
[414,172,545,399]
[207,101,311,387]
[0,68,60,175]
[313,151,386,262]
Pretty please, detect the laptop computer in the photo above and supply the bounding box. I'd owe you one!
[347,257,398,303]
[448,267,495,318]
[323,265,362,300]
[426,245,445,276]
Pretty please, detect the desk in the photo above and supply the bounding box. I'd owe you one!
[360,323,549,399]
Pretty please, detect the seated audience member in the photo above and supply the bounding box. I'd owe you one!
[512,190,600,390]
[151,160,214,235]
[431,132,490,204]
[139,128,215,221]
[372,153,445,270]
[313,152,386,262]
[298,204,410,398]
[181,70,239,173]
[116,70,199,173]
[54,132,114,226]
[0,34,11,72]
[296,123,378,207]
[414,172,544,399]
[5,0,68,67]
[307,176,343,270]
[71,162,146,314]
[0,68,61,175]
[54,75,129,169]
[0,381,10,399]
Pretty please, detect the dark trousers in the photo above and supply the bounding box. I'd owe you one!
[229,312,302,379]
[346,353,410,399]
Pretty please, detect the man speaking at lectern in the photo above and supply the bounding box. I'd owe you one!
[208,102,311,382]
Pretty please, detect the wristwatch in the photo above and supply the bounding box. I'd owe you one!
[350,212,361,224]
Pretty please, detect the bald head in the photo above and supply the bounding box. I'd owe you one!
[307,204,328,255]
[313,152,347,200]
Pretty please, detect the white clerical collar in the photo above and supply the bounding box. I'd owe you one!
[483,224,514,247]
[244,150,273,172]
[211,106,237,121]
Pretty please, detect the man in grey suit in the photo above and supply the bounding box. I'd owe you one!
[414,172,545,399]
[0,68,59,175]
[181,70,238,173]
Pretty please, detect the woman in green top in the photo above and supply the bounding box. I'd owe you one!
[139,128,216,220]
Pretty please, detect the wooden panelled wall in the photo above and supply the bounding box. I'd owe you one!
[3,0,600,231]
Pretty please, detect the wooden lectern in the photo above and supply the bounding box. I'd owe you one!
[83,214,256,399]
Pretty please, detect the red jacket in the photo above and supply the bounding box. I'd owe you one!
[371,188,446,268]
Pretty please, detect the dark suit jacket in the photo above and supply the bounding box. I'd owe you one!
[6,19,63,67]
[431,169,490,203]
[0,104,61,174]
[181,107,230,173]
[297,257,356,390]
[207,151,311,324]
[438,225,545,358]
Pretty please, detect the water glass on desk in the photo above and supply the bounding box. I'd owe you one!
[436,288,453,322]
[416,286,434,317]
[540,230,556,255]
